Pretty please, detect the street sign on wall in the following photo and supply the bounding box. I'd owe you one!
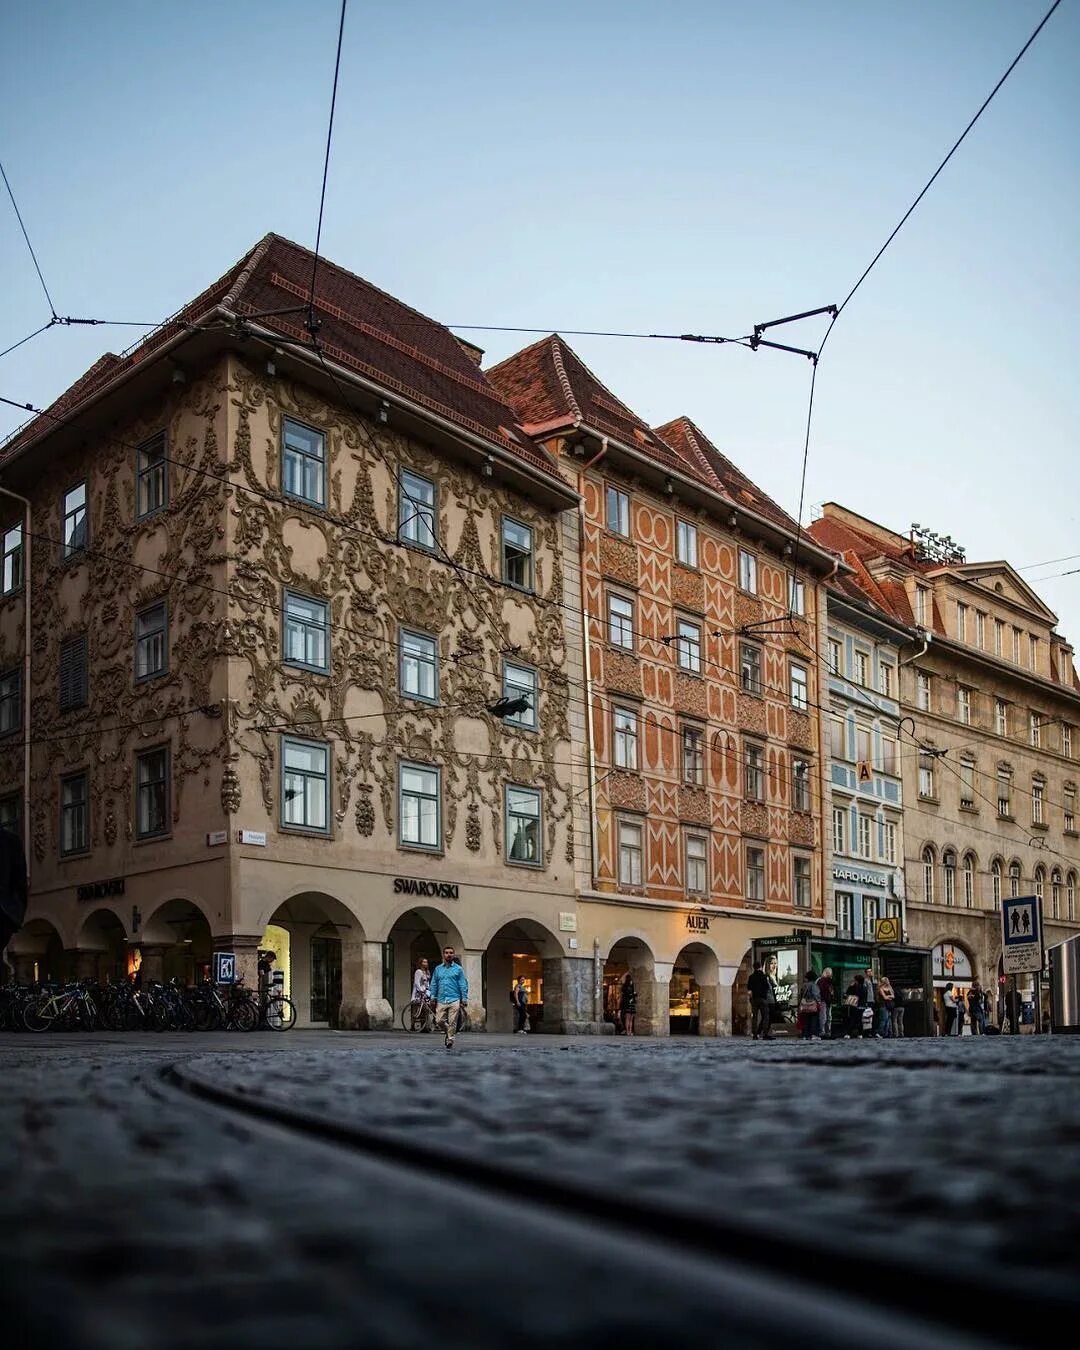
[213,951,237,985]
[1001,895,1042,975]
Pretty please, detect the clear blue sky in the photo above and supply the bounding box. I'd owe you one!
[2,1,1077,638]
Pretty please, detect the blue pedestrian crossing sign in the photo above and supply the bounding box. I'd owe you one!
[1001,895,1042,975]
[213,951,237,985]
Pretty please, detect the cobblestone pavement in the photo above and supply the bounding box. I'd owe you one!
[1,1032,1076,1349]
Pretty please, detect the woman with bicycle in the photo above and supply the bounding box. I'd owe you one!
[412,957,431,1003]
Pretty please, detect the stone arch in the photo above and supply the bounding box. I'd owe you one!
[75,907,130,983]
[264,890,373,1030]
[140,897,215,986]
[603,933,662,1036]
[5,916,64,984]
[929,934,977,981]
[484,915,565,1034]
[385,903,467,1028]
[670,940,722,1036]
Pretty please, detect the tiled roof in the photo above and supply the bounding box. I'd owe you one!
[486,336,719,489]
[2,234,562,484]
[656,417,799,532]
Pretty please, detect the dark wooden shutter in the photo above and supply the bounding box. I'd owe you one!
[59,635,88,711]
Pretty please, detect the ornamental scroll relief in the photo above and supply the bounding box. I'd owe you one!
[224,359,574,866]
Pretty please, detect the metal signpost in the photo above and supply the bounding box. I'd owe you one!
[1001,895,1043,1034]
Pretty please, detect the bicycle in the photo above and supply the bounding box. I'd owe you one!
[23,981,100,1032]
[401,994,436,1032]
[260,989,297,1030]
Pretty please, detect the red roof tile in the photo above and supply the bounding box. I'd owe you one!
[2,234,562,486]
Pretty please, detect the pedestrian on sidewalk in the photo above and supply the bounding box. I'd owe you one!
[954,986,966,1036]
[430,945,468,1049]
[943,983,957,1036]
[798,970,821,1040]
[817,967,834,1040]
[843,974,867,1039]
[967,980,985,1036]
[619,971,637,1036]
[890,984,906,1038]
[513,976,530,1034]
[748,960,772,1040]
[878,976,896,1038]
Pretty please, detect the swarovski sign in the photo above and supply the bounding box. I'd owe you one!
[393,877,460,900]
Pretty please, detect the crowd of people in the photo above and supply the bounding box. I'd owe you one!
[749,959,907,1040]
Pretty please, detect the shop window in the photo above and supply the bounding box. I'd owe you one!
[282,418,326,508]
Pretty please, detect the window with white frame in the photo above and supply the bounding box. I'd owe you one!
[1032,779,1045,826]
[1009,860,1021,897]
[1012,627,1021,664]
[505,785,542,866]
[827,639,841,674]
[608,593,634,649]
[0,669,19,737]
[881,736,897,775]
[675,618,702,673]
[2,523,23,595]
[1030,712,1041,748]
[502,661,537,730]
[959,759,975,809]
[997,767,1012,817]
[399,470,436,550]
[740,642,762,695]
[1034,866,1045,907]
[400,629,438,703]
[135,602,168,682]
[918,756,935,799]
[136,432,168,518]
[922,847,935,903]
[746,846,765,903]
[991,860,1003,909]
[282,418,326,507]
[790,663,808,712]
[994,619,1004,656]
[613,708,638,769]
[793,855,811,909]
[792,758,811,812]
[1064,724,1073,758]
[829,717,845,760]
[282,738,330,835]
[618,818,644,886]
[882,820,897,865]
[1065,785,1076,833]
[917,672,930,711]
[788,575,806,615]
[738,549,757,594]
[975,611,986,647]
[1029,634,1039,672]
[995,700,1008,737]
[606,485,630,536]
[862,896,880,932]
[915,585,928,625]
[955,602,968,641]
[685,833,707,894]
[1068,872,1077,921]
[854,651,868,687]
[857,815,872,859]
[1051,869,1062,919]
[283,591,329,673]
[879,662,894,698]
[835,892,854,936]
[962,854,975,908]
[682,726,704,785]
[62,482,88,559]
[744,743,764,801]
[676,519,698,567]
[942,851,956,906]
[398,761,440,849]
[832,806,846,855]
[60,772,89,855]
[957,687,971,725]
[501,517,534,590]
[135,747,170,840]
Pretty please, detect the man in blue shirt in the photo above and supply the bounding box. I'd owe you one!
[430,945,469,1049]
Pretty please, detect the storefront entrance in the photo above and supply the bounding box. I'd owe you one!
[932,941,974,1034]
[310,931,342,1024]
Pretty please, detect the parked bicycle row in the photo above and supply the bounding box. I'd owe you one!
[0,977,296,1033]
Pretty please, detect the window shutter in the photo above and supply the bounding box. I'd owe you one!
[59,635,88,711]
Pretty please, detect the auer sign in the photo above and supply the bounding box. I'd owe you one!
[393,877,460,900]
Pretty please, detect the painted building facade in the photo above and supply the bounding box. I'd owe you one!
[489,338,839,1035]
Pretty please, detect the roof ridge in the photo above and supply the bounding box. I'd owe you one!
[654,416,727,494]
[556,337,655,439]
[549,337,582,422]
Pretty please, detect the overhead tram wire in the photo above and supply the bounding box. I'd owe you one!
[783,0,1064,624]
[306,0,348,335]
[0,157,57,320]
[0,321,57,363]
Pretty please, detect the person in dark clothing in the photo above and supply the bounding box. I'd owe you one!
[816,967,835,1039]
[0,828,28,977]
[748,960,772,1039]
[843,974,867,1038]
[619,971,637,1036]
[943,983,957,1036]
[512,976,530,1034]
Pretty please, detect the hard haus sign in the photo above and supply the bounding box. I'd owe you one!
[393,877,460,900]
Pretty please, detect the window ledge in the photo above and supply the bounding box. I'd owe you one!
[606,645,638,659]
[396,843,444,857]
[918,793,940,804]
[1030,821,1049,832]
[1064,829,1079,839]
[998,813,1016,823]
[959,804,979,814]
[280,826,333,841]
[133,833,173,847]
[674,561,701,576]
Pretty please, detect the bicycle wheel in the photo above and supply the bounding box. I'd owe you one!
[265,995,296,1031]
[23,998,52,1032]
[401,1001,421,1032]
[228,998,258,1032]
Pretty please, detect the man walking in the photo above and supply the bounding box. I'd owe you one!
[748,960,772,1040]
[430,945,468,1049]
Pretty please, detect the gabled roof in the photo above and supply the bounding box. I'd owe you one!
[942,561,1058,626]
[655,416,798,533]
[2,234,563,487]
[486,335,718,489]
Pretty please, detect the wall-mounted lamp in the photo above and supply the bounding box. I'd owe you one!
[377,400,390,425]
[664,476,673,496]
[171,368,186,385]
[783,542,793,557]
[131,906,141,935]
[266,359,277,378]
[482,455,494,478]
[727,512,737,528]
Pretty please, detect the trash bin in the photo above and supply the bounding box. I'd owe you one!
[1048,935,1080,1034]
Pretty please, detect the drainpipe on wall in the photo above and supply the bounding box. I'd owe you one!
[576,435,607,886]
[899,629,932,666]
[0,485,31,883]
